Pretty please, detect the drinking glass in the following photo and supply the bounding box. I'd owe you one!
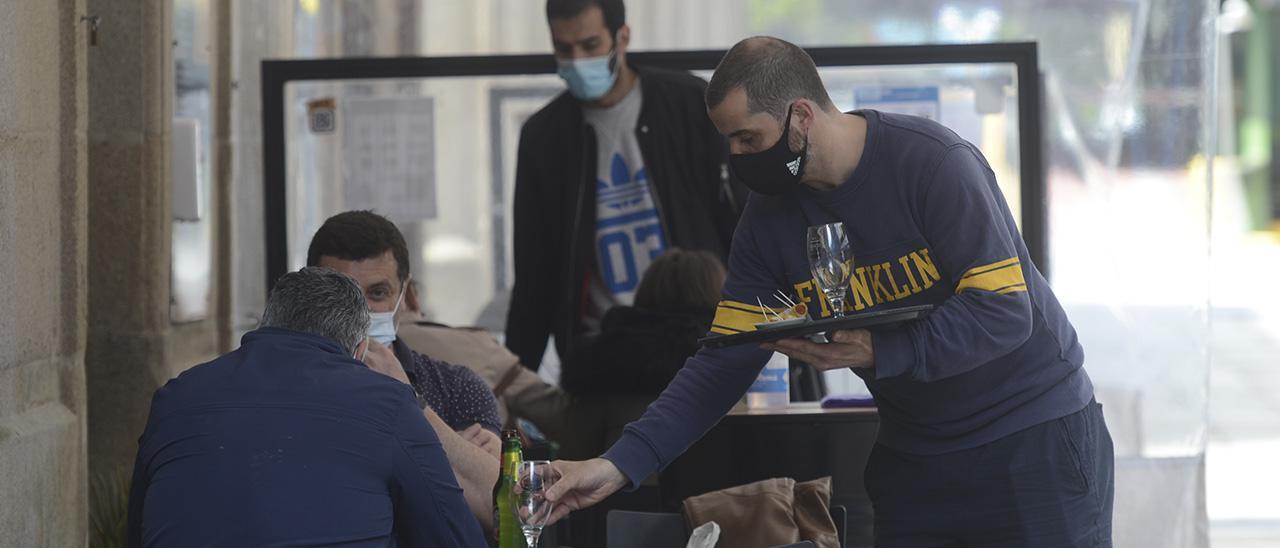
[807,222,853,318]
[516,460,558,547]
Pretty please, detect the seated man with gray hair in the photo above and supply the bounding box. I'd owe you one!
[125,267,486,547]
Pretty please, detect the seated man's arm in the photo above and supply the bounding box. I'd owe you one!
[425,356,504,455]
[427,359,504,527]
[364,342,500,530]
[459,422,501,459]
[391,390,489,547]
[437,359,504,437]
[421,406,499,530]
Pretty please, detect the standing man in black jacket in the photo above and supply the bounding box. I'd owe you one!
[506,0,745,371]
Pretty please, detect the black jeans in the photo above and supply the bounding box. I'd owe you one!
[865,401,1115,547]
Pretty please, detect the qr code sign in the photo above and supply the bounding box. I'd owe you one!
[310,109,336,134]
[306,97,338,134]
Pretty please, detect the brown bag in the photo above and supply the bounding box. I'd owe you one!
[681,477,838,548]
[793,477,839,548]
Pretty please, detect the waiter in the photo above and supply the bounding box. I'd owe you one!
[544,36,1115,547]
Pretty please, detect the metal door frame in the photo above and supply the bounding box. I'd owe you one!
[261,43,1044,292]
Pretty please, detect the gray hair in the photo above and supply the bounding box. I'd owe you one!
[705,36,834,120]
[260,266,370,355]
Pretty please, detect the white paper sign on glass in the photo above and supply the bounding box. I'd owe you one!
[341,95,438,222]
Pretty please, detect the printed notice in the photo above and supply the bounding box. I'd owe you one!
[342,96,437,221]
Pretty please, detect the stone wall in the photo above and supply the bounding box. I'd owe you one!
[79,0,227,490]
[84,0,179,482]
[2,1,228,543]
[0,0,90,544]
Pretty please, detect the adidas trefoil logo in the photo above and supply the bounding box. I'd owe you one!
[786,156,801,176]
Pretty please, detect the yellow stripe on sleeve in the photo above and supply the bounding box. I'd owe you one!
[960,257,1020,279]
[711,299,787,333]
[955,258,1027,295]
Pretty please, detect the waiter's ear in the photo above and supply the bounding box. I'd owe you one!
[793,100,818,131]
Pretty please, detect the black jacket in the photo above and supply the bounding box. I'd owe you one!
[560,306,712,396]
[504,66,745,370]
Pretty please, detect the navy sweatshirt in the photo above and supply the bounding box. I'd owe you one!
[125,327,486,547]
[602,110,1093,486]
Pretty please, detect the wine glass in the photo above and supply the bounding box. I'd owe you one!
[807,223,853,318]
[516,460,558,547]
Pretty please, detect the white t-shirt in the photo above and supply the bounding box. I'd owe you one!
[581,78,667,333]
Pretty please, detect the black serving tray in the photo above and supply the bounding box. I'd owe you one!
[698,304,933,349]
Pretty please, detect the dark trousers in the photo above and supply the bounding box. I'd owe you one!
[865,401,1115,547]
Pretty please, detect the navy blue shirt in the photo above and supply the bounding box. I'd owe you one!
[125,327,487,547]
[603,111,1093,486]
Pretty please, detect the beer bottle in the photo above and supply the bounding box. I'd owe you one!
[492,429,526,547]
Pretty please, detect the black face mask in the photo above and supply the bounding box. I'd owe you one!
[728,105,808,196]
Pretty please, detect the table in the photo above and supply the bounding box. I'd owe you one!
[659,402,880,547]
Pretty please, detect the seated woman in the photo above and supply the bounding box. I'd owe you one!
[558,248,726,463]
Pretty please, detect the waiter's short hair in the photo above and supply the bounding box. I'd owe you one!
[546,0,625,36]
[706,36,835,119]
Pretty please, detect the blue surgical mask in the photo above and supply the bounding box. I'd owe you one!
[556,49,618,101]
[366,279,408,346]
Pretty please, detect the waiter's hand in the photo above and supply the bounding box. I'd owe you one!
[543,458,628,524]
[762,328,874,371]
[359,339,411,385]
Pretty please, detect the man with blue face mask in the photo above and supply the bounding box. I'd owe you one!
[307,210,503,533]
[505,0,747,375]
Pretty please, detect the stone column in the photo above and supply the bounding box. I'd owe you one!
[0,0,90,544]
[213,0,234,352]
[85,0,175,480]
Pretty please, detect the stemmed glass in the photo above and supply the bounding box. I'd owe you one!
[807,222,853,318]
[516,460,558,547]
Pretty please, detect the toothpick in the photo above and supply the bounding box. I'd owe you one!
[758,296,787,322]
[774,290,798,309]
[756,297,771,323]
[768,307,786,322]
